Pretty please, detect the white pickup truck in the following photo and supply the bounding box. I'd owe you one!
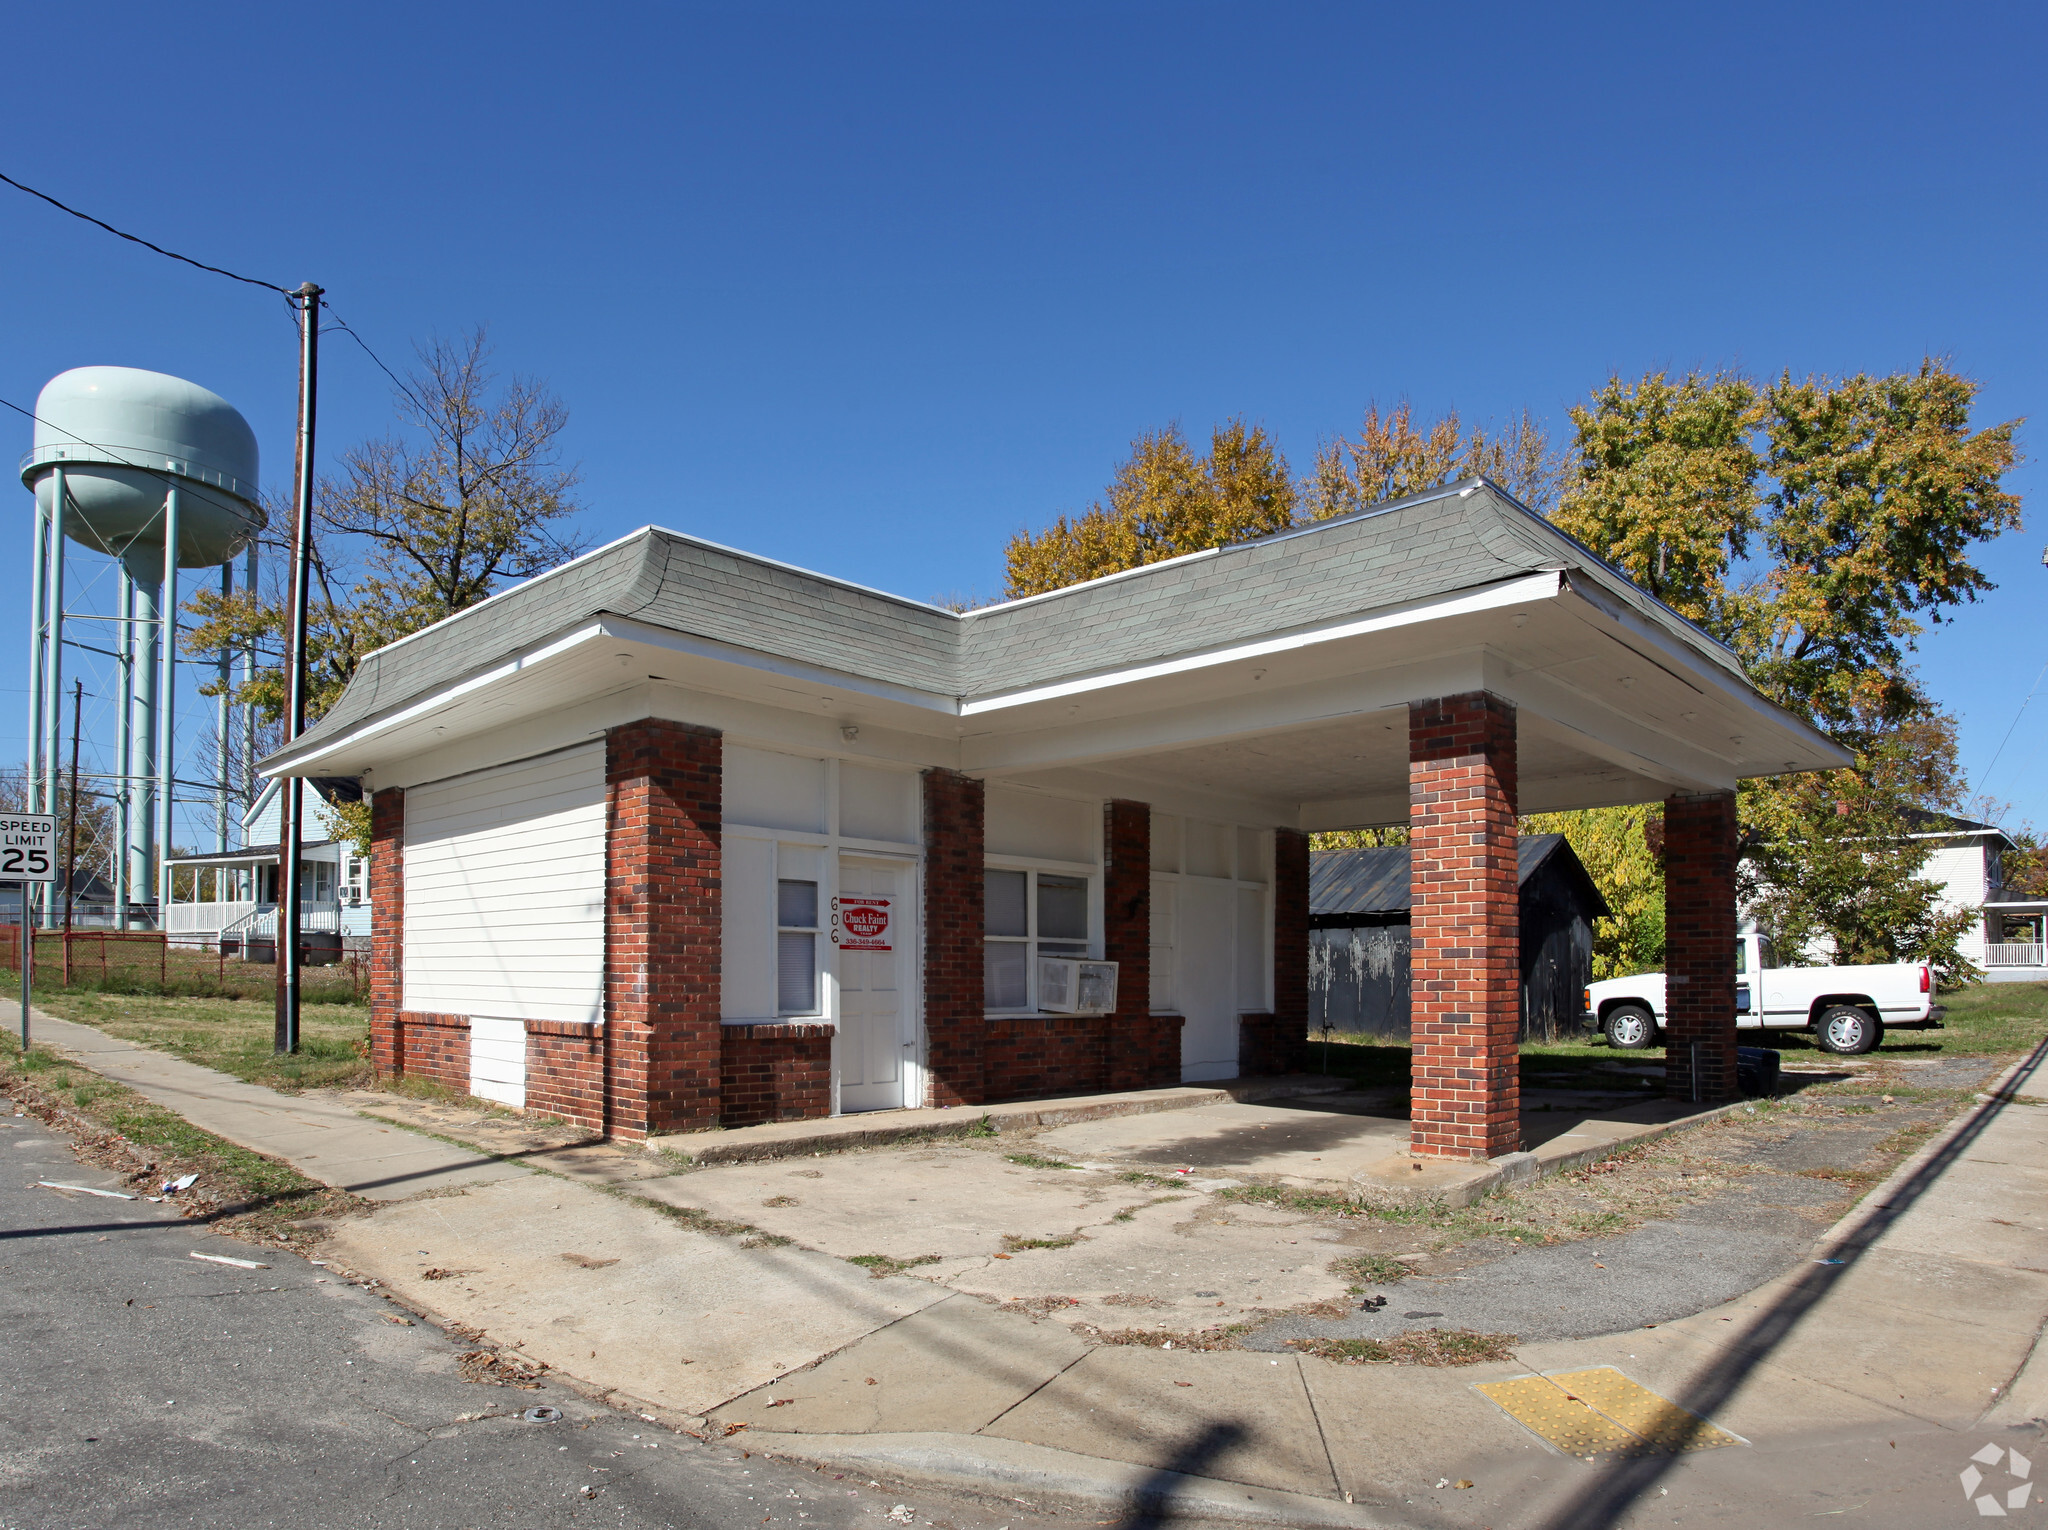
[1585,933,1942,1055]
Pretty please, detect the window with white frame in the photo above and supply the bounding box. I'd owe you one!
[984,868,1093,1011]
[777,877,821,1014]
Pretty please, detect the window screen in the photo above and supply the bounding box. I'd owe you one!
[777,879,819,1013]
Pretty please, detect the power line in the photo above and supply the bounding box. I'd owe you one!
[319,305,434,422]
[1977,654,2048,803]
[0,170,293,296]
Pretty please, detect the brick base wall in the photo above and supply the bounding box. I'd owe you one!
[1408,692,1522,1160]
[1663,790,1739,1103]
[526,1020,605,1131]
[721,1023,834,1127]
[1102,801,1177,1089]
[395,1011,469,1092]
[1238,1012,1306,1076]
[984,1018,1108,1101]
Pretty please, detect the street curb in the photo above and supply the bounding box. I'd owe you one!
[736,1430,1412,1527]
[651,1075,1351,1165]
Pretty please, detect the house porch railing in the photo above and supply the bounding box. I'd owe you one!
[1985,943,2048,968]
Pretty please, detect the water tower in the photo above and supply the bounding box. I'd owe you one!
[21,366,264,926]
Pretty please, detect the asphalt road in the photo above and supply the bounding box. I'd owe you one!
[0,1103,1065,1530]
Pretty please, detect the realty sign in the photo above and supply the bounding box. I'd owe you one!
[0,815,57,883]
[833,896,892,951]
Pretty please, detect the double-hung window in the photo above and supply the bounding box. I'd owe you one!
[984,868,1091,1011]
[777,878,821,1014]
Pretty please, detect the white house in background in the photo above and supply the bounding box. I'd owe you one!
[1909,810,2045,982]
[160,779,372,954]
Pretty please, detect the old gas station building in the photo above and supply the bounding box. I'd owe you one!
[264,479,1846,1158]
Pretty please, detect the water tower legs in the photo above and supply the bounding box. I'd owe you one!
[114,572,133,930]
[129,577,159,920]
[155,487,180,925]
[41,471,67,928]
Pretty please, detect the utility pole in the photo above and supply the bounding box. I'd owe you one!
[62,679,81,985]
[276,281,320,1056]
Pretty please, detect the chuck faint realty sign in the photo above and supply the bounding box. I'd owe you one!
[832,896,892,951]
[0,815,58,883]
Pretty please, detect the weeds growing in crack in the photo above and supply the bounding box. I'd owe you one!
[1003,1152,1080,1170]
[845,1253,941,1278]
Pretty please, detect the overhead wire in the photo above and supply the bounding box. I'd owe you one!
[1975,655,2048,805]
[0,170,293,296]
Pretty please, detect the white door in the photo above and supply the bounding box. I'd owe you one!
[835,856,912,1112]
[1178,878,1239,1081]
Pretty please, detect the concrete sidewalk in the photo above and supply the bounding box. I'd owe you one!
[10,1004,527,1200]
[20,1004,2048,1524]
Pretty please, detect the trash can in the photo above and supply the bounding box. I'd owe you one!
[1736,1045,1781,1098]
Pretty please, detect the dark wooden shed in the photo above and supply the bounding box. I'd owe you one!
[1308,834,1610,1042]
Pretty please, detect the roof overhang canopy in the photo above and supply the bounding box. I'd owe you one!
[262,480,1848,828]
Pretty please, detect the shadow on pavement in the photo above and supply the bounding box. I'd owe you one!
[1526,1032,2048,1530]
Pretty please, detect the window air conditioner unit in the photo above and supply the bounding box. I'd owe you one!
[1038,957,1119,1016]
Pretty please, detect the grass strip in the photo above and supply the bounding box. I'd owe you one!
[1290,1329,1518,1367]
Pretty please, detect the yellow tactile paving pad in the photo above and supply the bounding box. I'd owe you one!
[1474,1368,1740,1462]
[1547,1367,1741,1452]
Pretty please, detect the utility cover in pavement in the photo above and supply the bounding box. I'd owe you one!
[1474,1367,1741,1463]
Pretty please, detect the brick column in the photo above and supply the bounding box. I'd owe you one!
[923,769,985,1107]
[1663,790,1739,1103]
[368,786,405,1079]
[1408,693,1521,1160]
[1269,828,1311,1072]
[1104,800,1166,1089]
[605,720,721,1141]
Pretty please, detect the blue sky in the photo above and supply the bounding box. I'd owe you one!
[2,1,2042,842]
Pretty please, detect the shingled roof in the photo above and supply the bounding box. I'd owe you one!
[1309,834,1612,925]
[282,478,1752,758]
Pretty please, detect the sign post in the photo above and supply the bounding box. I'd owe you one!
[2,814,58,1050]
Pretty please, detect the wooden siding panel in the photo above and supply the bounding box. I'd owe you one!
[403,745,607,1026]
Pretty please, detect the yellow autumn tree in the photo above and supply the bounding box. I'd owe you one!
[1003,419,1294,598]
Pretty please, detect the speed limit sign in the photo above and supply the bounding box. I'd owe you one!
[0,815,57,883]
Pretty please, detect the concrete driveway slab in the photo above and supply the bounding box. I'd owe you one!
[321,1172,949,1417]
[944,1192,1350,1324]
[710,1293,1089,1434]
[1035,1097,1408,1181]
[984,1346,1339,1497]
[634,1145,1157,1259]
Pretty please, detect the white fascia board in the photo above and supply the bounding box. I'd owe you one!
[600,616,958,717]
[960,571,1564,717]
[962,655,1483,775]
[266,623,614,774]
[1559,574,1850,772]
[269,616,963,777]
[240,775,281,830]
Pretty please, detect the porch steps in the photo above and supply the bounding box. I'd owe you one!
[646,1074,1350,1165]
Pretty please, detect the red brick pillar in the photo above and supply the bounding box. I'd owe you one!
[1663,790,1739,1103]
[604,720,721,1141]
[1104,800,1167,1089]
[1408,693,1521,1160]
[923,769,986,1107]
[368,786,404,1079]
[1270,828,1310,1072]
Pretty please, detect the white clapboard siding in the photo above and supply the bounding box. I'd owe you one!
[469,1016,527,1108]
[404,744,606,1026]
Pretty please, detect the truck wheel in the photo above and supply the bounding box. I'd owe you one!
[1603,1004,1659,1050]
[1815,1005,1880,1055]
